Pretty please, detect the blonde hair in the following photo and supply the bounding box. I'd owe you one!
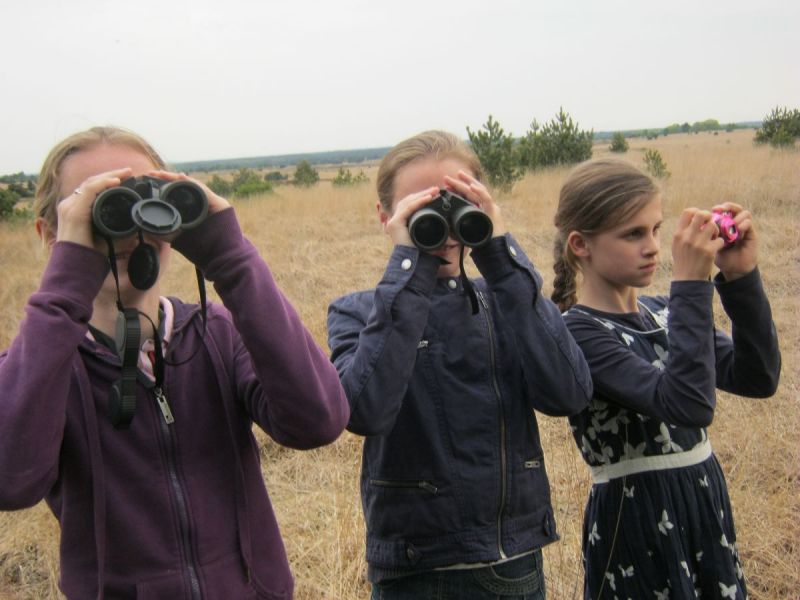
[376,130,483,211]
[34,126,165,230]
[552,158,659,311]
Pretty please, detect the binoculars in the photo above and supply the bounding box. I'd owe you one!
[408,190,493,251]
[712,210,738,246]
[92,176,208,239]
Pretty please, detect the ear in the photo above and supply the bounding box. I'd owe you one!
[377,200,390,233]
[35,217,56,251]
[567,231,591,259]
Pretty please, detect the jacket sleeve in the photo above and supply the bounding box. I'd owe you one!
[713,267,781,397]
[470,234,592,417]
[327,245,440,436]
[565,282,720,427]
[0,243,108,509]
[171,208,349,449]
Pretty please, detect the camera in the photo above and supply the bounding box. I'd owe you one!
[407,189,493,251]
[712,210,738,246]
[92,176,208,239]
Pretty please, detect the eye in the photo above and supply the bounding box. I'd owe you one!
[624,229,644,239]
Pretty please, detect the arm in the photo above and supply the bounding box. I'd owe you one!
[566,282,719,427]
[0,243,108,508]
[470,235,592,416]
[327,246,440,436]
[171,208,349,449]
[713,268,781,397]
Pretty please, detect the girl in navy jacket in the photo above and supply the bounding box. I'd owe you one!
[327,130,592,599]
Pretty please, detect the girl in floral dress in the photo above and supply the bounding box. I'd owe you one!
[551,159,781,599]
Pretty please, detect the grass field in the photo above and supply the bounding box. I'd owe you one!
[0,129,797,599]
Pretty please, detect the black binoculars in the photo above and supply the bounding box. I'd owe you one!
[408,190,493,251]
[92,176,208,239]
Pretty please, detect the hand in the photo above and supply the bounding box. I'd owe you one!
[382,186,440,247]
[671,208,725,281]
[443,171,507,237]
[147,170,231,215]
[55,168,133,248]
[711,202,758,281]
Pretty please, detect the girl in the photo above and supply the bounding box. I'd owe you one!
[0,126,349,599]
[551,158,781,598]
[327,130,593,599]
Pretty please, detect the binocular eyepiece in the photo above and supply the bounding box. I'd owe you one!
[408,190,493,251]
[92,176,208,239]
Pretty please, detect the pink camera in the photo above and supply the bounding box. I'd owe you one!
[712,210,738,246]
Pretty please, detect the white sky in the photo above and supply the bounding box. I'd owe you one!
[1,0,798,174]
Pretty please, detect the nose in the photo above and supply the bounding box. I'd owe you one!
[644,232,660,256]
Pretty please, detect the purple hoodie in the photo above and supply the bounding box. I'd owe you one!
[0,208,350,599]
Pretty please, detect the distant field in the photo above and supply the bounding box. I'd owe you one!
[0,129,797,599]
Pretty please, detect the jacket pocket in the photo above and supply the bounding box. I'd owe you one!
[365,476,457,539]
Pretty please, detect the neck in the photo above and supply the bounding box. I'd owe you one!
[91,287,161,341]
[577,279,639,314]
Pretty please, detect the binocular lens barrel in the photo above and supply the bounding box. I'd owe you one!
[92,177,208,239]
[408,191,493,251]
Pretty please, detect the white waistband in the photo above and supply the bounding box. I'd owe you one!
[590,439,712,484]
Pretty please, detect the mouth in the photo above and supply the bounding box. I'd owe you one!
[641,262,657,272]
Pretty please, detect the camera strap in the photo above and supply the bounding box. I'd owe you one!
[459,245,479,315]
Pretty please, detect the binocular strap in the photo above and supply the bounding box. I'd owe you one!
[459,246,479,315]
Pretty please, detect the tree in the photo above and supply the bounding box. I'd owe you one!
[265,171,289,183]
[754,106,800,148]
[230,168,272,197]
[609,132,629,153]
[294,160,320,187]
[0,188,19,221]
[466,115,523,192]
[517,107,593,170]
[643,149,670,179]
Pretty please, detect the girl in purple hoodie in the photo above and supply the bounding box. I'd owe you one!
[0,126,349,599]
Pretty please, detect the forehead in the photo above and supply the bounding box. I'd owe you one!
[610,194,663,230]
[392,157,474,204]
[58,143,157,196]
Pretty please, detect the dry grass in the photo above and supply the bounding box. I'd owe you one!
[0,130,797,599]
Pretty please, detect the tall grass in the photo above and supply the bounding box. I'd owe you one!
[0,130,797,599]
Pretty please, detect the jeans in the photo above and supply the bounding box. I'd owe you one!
[370,550,545,600]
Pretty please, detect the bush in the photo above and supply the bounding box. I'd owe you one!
[755,106,800,148]
[466,115,523,192]
[609,132,629,153]
[294,161,320,187]
[207,175,232,197]
[518,107,593,169]
[643,149,670,179]
[0,188,19,221]
[265,171,289,183]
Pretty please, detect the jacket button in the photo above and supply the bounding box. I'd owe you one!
[509,245,518,258]
[405,545,421,564]
[447,279,458,290]
[401,258,412,271]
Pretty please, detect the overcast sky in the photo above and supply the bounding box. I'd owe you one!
[1,0,798,174]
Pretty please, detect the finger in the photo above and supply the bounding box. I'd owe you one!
[711,201,743,215]
[676,208,697,231]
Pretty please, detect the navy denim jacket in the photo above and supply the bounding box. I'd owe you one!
[328,235,592,580]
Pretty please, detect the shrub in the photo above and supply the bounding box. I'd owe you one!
[0,188,19,221]
[755,106,800,148]
[609,132,629,153]
[643,149,670,179]
[332,168,369,187]
[207,174,232,197]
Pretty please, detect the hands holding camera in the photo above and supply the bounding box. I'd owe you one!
[672,203,757,282]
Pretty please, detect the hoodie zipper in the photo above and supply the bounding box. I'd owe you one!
[154,385,203,599]
[478,291,508,560]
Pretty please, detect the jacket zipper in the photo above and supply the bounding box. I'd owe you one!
[478,291,507,560]
[370,479,439,494]
[154,386,203,599]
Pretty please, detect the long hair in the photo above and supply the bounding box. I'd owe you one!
[376,130,483,211]
[34,126,165,230]
[552,158,659,311]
